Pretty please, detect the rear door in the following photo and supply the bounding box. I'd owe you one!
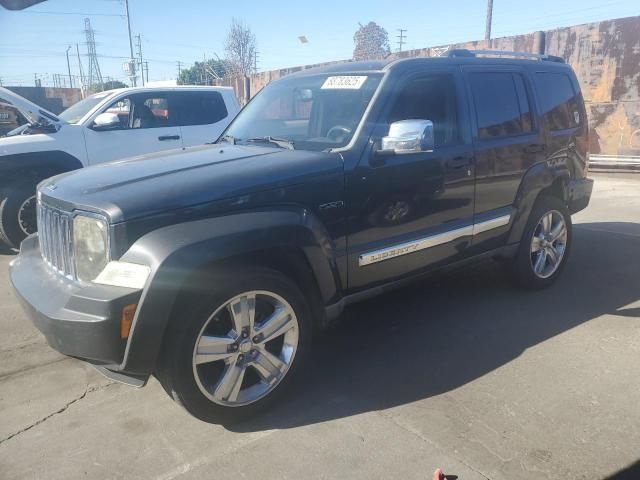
[83,91,183,164]
[174,90,234,147]
[463,66,545,249]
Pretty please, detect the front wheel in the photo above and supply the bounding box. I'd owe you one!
[0,183,39,249]
[512,195,572,289]
[156,267,312,424]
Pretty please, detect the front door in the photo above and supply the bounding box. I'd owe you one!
[346,69,475,290]
[83,92,183,165]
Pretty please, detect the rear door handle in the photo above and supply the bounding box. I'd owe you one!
[158,135,180,141]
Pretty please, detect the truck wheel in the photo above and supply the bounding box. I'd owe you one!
[512,195,572,289]
[156,267,312,424]
[0,184,38,250]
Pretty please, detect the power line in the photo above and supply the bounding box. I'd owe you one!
[396,29,407,52]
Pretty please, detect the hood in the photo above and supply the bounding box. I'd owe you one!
[40,144,343,223]
[0,87,62,127]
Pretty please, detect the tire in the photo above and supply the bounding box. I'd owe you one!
[512,194,572,289]
[156,266,312,424]
[0,183,39,250]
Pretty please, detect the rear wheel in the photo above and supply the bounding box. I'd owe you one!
[512,195,572,289]
[0,183,38,249]
[156,267,312,424]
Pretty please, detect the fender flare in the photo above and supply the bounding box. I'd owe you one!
[0,151,83,188]
[117,208,343,375]
[507,161,570,245]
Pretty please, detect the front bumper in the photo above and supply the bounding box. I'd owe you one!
[567,177,594,214]
[10,235,142,367]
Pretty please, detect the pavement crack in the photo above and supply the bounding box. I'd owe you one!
[0,382,115,445]
[376,410,492,480]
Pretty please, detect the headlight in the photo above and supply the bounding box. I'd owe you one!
[73,214,109,282]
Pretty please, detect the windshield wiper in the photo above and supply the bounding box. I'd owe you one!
[245,136,295,150]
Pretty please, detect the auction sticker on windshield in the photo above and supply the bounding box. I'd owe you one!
[321,76,368,89]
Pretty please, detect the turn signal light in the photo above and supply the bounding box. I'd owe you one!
[121,304,137,339]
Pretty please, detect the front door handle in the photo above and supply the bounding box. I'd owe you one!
[158,135,180,141]
[447,156,470,169]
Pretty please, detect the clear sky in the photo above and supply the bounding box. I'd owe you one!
[0,0,638,86]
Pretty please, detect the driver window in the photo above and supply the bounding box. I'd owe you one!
[102,94,172,130]
[103,98,131,129]
[387,73,460,146]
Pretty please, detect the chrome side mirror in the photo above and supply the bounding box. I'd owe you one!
[92,112,121,130]
[381,119,434,154]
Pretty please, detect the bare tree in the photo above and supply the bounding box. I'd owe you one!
[353,22,390,61]
[224,18,257,77]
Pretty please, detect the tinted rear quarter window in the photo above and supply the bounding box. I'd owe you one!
[535,72,580,131]
[470,72,532,139]
[177,91,228,126]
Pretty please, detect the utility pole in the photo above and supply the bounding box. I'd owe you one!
[144,62,149,84]
[124,0,137,86]
[65,46,73,88]
[396,29,407,52]
[176,61,183,80]
[135,34,144,86]
[76,43,85,96]
[485,0,494,44]
[254,50,259,74]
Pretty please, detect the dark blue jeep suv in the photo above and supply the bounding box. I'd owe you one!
[10,49,593,423]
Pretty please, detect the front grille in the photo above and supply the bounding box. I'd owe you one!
[37,199,75,279]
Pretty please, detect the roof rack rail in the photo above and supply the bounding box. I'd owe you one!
[447,49,565,63]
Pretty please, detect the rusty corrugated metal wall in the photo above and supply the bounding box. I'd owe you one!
[223,15,640,157]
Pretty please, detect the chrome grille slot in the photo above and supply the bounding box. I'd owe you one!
[38,199,74,279]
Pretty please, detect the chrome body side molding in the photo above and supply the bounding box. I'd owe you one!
[359,213,511,266]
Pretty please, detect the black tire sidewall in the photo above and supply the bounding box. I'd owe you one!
[158,267,312,424]
[0,184,38,249]
[515,195,572,289]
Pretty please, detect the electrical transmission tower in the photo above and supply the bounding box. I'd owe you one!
[84,18,103,89]
[396,29,407,52]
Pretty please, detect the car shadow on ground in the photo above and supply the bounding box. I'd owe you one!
[232,222,640,432]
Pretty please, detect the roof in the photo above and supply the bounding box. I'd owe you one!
[290,50,569,77]
[95,85,235,97]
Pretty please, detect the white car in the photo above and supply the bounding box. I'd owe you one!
[0,85,240,248]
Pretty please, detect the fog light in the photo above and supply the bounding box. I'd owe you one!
[121,303,137,339]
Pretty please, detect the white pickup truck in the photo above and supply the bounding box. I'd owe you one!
[0,86,240,248]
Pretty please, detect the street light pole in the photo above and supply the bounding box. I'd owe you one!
[65,45,73,88]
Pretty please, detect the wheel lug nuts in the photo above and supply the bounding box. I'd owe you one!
[252,336,259,343]
[242,332,248,338]
[238,354,244,361]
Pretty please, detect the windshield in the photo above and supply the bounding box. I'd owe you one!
[58,91,112,124]
[223,73,382,151]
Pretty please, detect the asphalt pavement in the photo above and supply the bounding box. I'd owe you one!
[1,173,639,480]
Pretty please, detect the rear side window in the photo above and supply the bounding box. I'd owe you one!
[535,72,580,131]
[470,72,532,139]
[176,91,228,126]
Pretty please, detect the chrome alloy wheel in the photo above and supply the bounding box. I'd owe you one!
[192,290,299,407]
[530,210,568,279]
[18,195,37,236]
